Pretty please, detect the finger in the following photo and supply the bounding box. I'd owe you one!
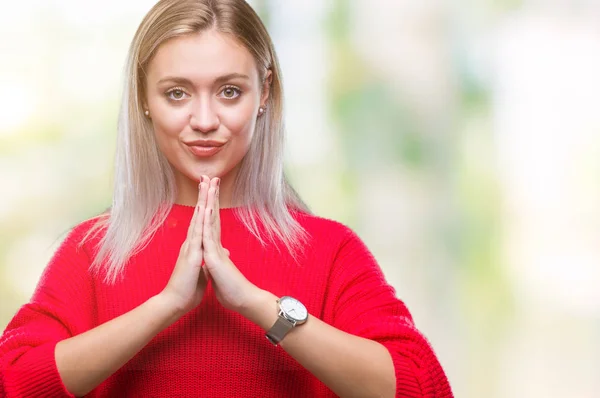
[187,181,204,240]
[207,177,221,238]
[215,179,221,238]
[186,200,199,241]
[191,179,209,247]
[202,184,218,253]
[199,175,210,209]
[205,177,218,221]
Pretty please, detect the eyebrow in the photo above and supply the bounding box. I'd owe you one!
[157,73,251,86]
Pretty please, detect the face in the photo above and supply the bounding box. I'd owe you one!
[144,29,269,202]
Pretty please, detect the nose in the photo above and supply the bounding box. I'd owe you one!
[189,98,219,133]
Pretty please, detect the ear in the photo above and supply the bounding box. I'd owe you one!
[260,69,273,107]
[142,102,150,118]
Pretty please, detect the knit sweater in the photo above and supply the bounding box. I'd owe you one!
[0,205,453,397]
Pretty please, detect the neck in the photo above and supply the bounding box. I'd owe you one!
[173,166,239,209]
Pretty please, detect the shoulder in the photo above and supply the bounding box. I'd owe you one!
[32,215,106,293]
[291,210,365,251]
[56,213,108,254]
[292,209,351,233]
[292,210,381,270]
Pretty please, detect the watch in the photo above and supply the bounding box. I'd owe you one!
[265,296,308,345]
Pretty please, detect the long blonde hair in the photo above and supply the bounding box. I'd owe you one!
[84,0,311,283]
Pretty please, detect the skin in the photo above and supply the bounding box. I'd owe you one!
[144,28,271,208]
[55,29,396,397]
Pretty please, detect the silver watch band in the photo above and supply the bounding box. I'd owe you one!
[265,316,295,345]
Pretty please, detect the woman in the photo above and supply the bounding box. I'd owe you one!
[0,0,453,397]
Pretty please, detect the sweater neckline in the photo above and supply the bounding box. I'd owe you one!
[168,203,240,222]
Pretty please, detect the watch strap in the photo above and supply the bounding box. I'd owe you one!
[265,316,295,345]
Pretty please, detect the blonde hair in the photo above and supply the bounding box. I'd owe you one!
[84,0,311,283]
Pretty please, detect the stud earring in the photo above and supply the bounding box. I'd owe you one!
[144,110,150,117]
[258,106,265,115]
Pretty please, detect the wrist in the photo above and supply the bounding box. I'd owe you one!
[239,288,279,330]
[154,292,187,323]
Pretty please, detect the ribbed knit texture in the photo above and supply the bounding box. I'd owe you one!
[0,205,453,397]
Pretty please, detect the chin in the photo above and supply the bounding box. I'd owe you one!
[177,156,239,183]
[188,167,223,181]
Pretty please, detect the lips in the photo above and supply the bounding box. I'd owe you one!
[185,140,225,157]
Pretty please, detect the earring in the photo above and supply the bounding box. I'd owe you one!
[144,110,150,117]
[258,106,265,115]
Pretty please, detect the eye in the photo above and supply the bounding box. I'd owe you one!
[165,87,189,101]
[220,85,242,100]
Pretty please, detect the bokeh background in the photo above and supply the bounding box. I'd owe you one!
[2,0,599,397]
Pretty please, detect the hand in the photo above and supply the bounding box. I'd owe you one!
[160,180,210,315]
[201,175,262,313]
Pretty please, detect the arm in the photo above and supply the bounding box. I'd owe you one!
[243,290,396,398]
[54,293,181,397]
[194,180,392,396]
[56,191,212,397]
[0,221,199,398]
[1,276,181,398]
[198,178,453,397]
[244,228,453,398]
[1,223,99,398]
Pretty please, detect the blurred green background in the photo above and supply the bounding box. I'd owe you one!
[2,1,600,397]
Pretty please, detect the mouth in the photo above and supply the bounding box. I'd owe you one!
[184,140,225,158]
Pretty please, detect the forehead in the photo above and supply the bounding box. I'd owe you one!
[146,29,258,83]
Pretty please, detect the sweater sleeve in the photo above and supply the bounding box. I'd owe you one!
[0,222,97,398]
[323,227,453,398]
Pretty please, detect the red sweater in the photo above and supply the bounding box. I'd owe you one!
[0,205,453,397]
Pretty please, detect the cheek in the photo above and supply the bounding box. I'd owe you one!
[220,101,257,139]
[152,104,189,139]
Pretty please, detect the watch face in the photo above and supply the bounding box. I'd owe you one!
[279,296,308,322]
